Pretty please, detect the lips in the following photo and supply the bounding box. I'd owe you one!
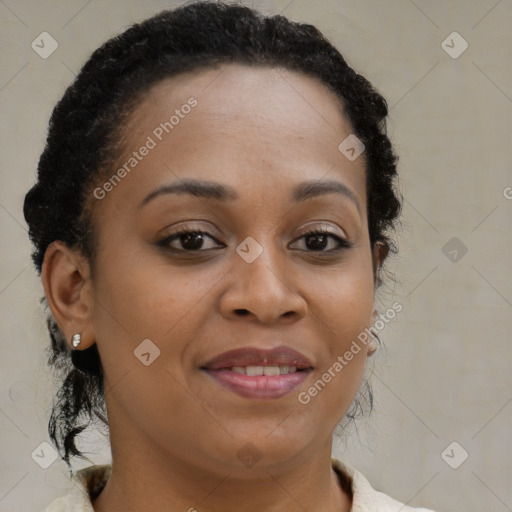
[200,346,313,399]
[201,346,313,371]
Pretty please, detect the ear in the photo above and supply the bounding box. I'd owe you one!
[368,241,389,357]
[41,241,96,351]
[366,310,381,357]
[371,240,389,288]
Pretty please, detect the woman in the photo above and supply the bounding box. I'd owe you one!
[24,2,436,510]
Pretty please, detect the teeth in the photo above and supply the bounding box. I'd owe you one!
[230,365,299,375]
[246,366,264,376]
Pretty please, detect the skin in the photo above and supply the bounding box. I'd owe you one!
[43,63,388,512]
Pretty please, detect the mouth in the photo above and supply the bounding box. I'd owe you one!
[227,365,304,375]
[200,346,313,399]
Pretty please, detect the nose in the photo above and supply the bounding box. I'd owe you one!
[219,243,307,325]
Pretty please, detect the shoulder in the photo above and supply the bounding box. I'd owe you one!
[42,494,71,512]
[332,458,438,512]
[42,464,111,512]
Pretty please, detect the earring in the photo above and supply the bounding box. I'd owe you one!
[367,329,380,356]
[72,333,81,348]
[369,329,381,345]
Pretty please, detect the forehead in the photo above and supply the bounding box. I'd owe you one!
[92,63,367,220]
[129,63,350,143]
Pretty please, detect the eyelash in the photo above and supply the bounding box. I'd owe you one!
[157,227,353,254]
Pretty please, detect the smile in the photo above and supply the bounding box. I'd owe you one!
[202,366,312,399]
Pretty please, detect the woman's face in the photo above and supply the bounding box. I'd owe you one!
[86,63,380,474]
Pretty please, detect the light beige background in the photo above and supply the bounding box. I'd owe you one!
[1,1,511,511]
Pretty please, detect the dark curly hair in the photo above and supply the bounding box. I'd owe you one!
[23,0,401,470]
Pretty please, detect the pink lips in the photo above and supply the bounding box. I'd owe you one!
[201,346,313,400]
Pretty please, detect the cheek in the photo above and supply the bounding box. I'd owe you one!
[312,256,375,337]
[300,278,374,425]
[307,252,375,399]
[89,253,222,373]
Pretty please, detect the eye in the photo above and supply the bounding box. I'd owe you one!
[290,228,352,252]
[157,228,224,252]
[157,226,352,254]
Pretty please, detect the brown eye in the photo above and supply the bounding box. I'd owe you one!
[290,229,352,252]
[158,230,224,252]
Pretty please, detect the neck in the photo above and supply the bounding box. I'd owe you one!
[92,431,352,512]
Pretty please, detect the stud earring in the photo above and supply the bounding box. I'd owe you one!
[369,329,381,345]
[367,329,381,356]
[72,333,81,348]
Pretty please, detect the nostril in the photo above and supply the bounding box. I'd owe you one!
[234,309,250,316]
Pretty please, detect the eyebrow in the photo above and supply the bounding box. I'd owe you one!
[139,178,361,213]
